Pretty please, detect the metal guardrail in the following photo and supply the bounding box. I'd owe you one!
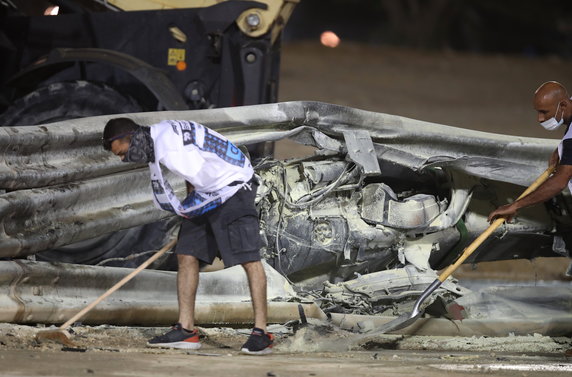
[0,259,304,325]
[0,101,557,257]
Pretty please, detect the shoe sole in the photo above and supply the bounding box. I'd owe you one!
[147,342,202,350]
[240,347,273,355]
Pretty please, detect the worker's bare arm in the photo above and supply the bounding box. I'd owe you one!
[549,148,560,167]
[487,164,572,223]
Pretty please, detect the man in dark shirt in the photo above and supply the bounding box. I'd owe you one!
[488,81,572,222]
[488,81,572,357]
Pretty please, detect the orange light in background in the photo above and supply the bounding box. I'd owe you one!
[176,61,187,71]
[44,6,60,16]
[320,31,340,48]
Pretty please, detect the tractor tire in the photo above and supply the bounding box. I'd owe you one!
[0,80,141,126]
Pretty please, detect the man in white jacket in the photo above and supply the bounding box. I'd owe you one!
[103,118,273,355]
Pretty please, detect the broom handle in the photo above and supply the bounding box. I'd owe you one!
[59,239,176,330]
[438,165,556,282]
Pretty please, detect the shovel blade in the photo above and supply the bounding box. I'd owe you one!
[372,278,442,334]
[373,311,422,334]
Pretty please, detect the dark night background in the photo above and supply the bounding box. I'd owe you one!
[284,0,572,58]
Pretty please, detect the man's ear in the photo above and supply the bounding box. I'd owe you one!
[562,100,571,118]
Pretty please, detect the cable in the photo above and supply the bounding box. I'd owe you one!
[276,162,357,209]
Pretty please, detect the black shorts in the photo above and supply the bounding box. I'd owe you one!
[175,181,262,267]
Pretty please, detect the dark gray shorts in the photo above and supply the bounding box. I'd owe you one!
[175,181,262,267]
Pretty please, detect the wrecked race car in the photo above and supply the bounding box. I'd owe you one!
[0,101,570,330]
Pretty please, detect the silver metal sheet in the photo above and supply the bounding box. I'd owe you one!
[0,101,559,257]
[342,130,381,176]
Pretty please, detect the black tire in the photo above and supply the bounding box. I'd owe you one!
[0,80,141,126]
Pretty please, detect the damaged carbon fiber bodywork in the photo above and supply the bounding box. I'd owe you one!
[0,101,569,326]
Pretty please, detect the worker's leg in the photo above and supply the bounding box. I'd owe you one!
[173,215,216,329]
[242,260,268,331]
[209,179,273,354]
[240,259,273,355]
[146,250,203,349]
[177,253,200,330]
[147,216,214,349]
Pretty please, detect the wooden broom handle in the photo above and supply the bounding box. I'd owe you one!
[59,239,176,330]
[438,165,556,282]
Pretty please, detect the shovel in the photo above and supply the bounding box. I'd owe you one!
[35,239,176,346]
[372,165,556,335]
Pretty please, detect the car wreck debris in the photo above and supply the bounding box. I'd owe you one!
[0,101,570,335]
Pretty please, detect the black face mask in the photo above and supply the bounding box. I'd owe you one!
[123,127,155,163]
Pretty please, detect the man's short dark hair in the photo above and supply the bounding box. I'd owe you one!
[102,117,141,150]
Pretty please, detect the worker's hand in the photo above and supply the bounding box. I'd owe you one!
[549,148,560,167]
[487,203,517,224]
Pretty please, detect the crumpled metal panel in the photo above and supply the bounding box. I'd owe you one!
[360,183,445,229]
[335,264,471,299]
[0,101,559,257]
[1,102,557,188]
[322,264,470,315]
[342,130,381,176]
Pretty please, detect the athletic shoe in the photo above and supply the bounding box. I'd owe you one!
[240,327,274,355]
[147,323,201,349]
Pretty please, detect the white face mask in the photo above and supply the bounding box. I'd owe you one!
[540,102,565,131]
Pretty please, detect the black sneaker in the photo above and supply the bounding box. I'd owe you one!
[240,327,274,355]
[147,323,201,349]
